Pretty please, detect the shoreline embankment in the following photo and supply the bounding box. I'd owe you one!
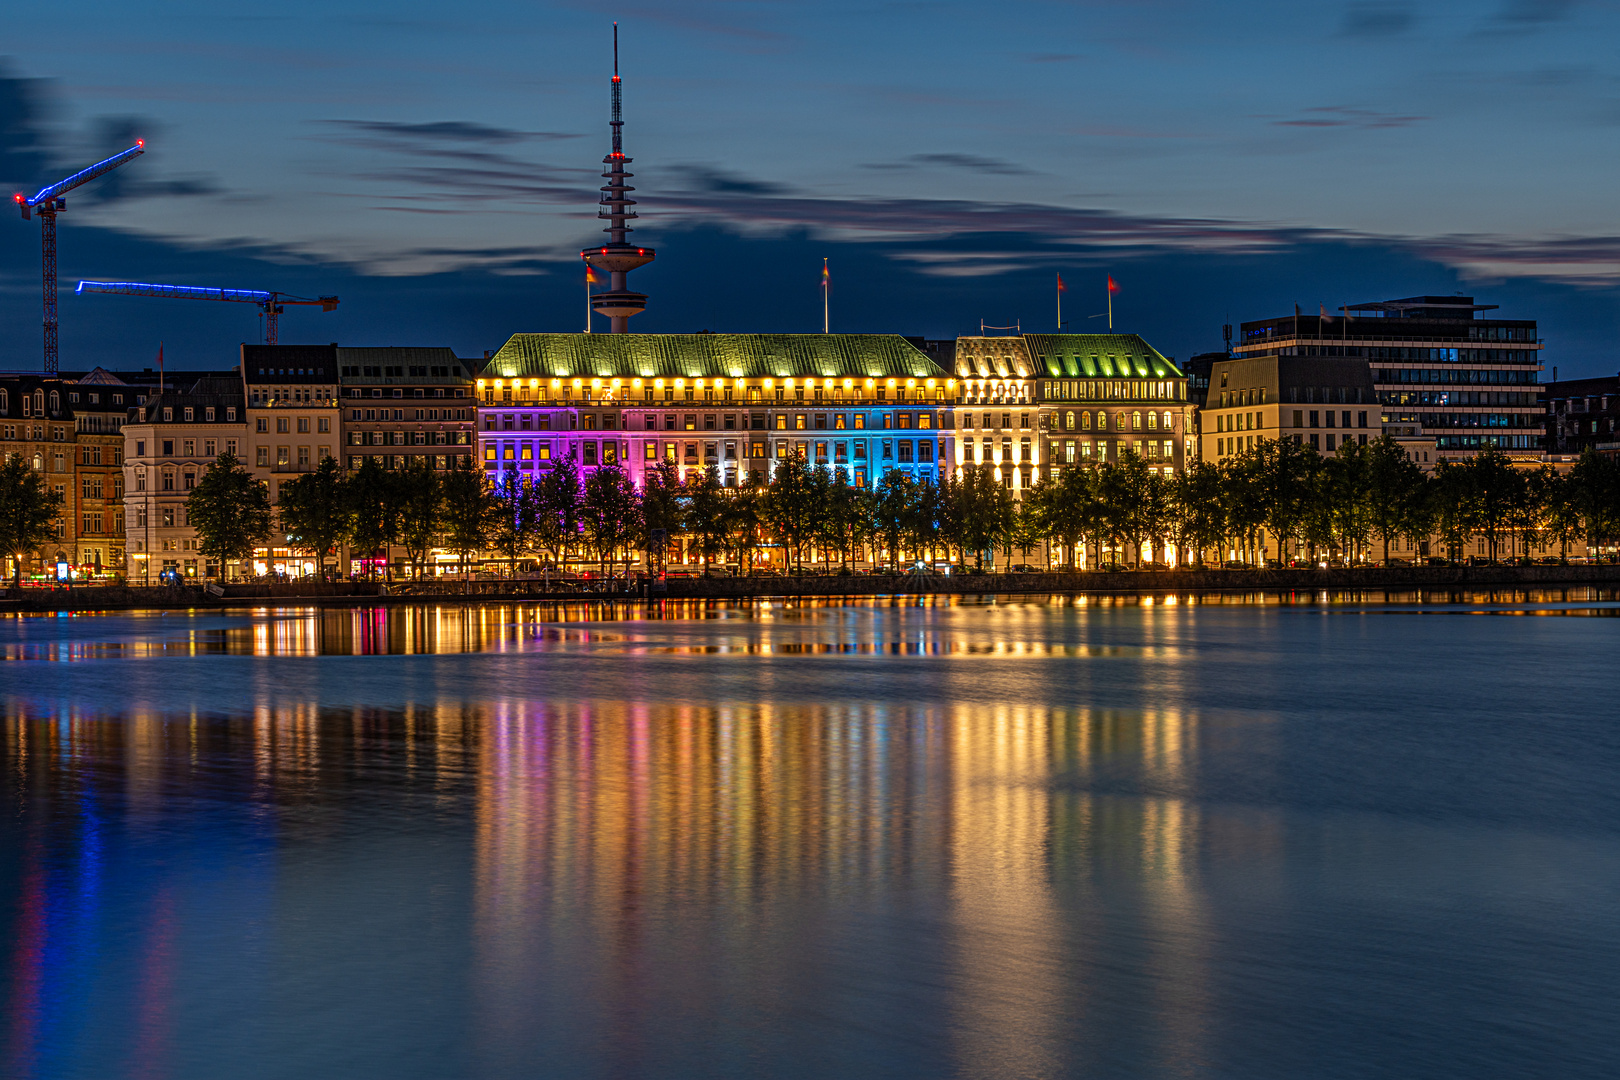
[5,564,1619,613]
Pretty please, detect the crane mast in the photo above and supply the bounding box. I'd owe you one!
[14,141,145,373]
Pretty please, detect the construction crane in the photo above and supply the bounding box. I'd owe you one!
[14,141,145,373]
[75,281,340,345]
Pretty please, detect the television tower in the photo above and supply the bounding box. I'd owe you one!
[581,23,655,333]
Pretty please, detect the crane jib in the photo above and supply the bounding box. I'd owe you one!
[27,144,145,208]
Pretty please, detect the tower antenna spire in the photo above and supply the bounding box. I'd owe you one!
[582,23,655,333]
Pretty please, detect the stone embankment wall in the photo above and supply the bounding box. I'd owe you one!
[4,565,1618,612]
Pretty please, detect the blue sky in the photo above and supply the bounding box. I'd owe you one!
[3,0,1619,374]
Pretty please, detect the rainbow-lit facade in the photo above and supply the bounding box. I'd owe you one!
[477,333,956,488]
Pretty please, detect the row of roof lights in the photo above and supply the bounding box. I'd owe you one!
[478,377,951,389]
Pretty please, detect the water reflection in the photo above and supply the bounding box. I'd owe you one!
[3,597,1618,1079]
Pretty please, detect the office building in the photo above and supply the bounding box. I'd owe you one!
[1235,295,1543,459]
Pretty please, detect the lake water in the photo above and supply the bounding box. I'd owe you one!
[3,593,1618,1080]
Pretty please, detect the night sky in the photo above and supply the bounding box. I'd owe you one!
[3,1,1618,376]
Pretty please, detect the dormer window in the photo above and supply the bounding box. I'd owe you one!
[205,407,216,421]
[184,407,195,421]
[163,408,173,421]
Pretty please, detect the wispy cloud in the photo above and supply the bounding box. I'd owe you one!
[1339,1,1416,38]
[327,119,580,144]
[647,168,1620,285]
[861,153,1032,175]
[1272,106,1426,129]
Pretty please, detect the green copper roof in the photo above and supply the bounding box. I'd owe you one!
[1022,334,1183,380]
[486,334,947,381]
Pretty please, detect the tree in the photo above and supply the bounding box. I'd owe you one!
[275,455,351,580]
[1364,437,1426,564]
[871,468,917,571]
[490,471,540,576]
[1428,459,1477,561]
[580,463,642,578]
[535,458,582,567]
[1254,437,1318,565]
[397,458,445,579]
[1173,461,1226,566]
[1467,449,1523,563]
[1568,449,1620,560]
[684,466,729,573]
[185,452,271,579]
[764,456,818,572]
[0,455,64,586]
[441,456,494,578]
[347,458,404,577]
[723,475,765,575]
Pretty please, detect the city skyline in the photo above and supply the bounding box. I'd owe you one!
[4,3,1620,372]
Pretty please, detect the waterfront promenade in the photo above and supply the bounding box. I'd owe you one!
[7,563,1620,612]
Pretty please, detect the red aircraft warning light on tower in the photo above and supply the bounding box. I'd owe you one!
[581,24,655,334]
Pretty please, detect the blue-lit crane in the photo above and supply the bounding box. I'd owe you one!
[14,141,145,373]
[75,281,340,345]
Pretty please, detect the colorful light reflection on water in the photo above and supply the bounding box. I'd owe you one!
[2,594,1619,1079]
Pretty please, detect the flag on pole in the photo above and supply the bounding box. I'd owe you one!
[1056,273,1066,329]
[1107,275,1120,295]
[586,265,602,286]
[1056,273,1067,293]
[1320,302,1330,322]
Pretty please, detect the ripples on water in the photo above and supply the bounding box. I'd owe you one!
[3,592,1619,1080]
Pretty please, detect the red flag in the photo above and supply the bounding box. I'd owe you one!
[585,265,602,286]
[1107,275,1120,295]
[1056,272,1067,293]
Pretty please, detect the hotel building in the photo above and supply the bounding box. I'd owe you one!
[951,333,1193,490]
[476,334,955,489]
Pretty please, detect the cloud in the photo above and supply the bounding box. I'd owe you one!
[861,153,1033,175]
[1272,106,1426,129]
[647,166,1620,287]
[326,120,580,144]
[0,62,53,193]
[664,165,793,196]
[1339,2,1416,38]
[1495,0,1580,25]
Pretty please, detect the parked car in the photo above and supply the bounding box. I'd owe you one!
[1424,557,1451,567]
[1222,560,1251,570]
[1008,563,1040,573]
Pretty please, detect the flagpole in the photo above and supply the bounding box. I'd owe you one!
[1106,282,1112,331]
[585,270,591,334]
[1056,275,1062,330]
[822,258,829,334]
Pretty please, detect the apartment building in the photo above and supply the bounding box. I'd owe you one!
[0,376,79,581]
[65,368,133,574]
[337,347,477,472]
[121,377,248,583]
[241,344,341,504]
